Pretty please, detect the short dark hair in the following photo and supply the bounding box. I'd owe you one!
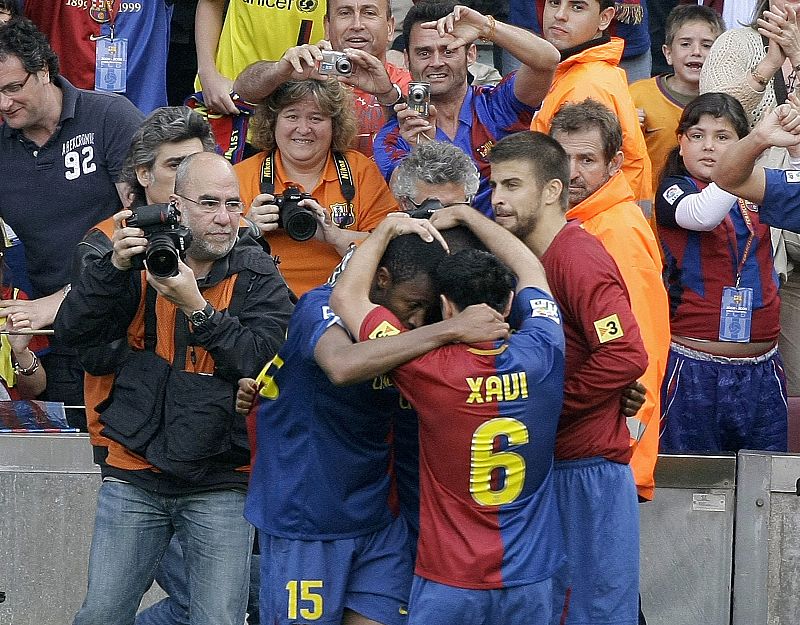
[121,107,217,207]
[599,0,616,9]
[0,1,21,17]
[402,0,457,51]
[379,233,449,285]
[661,92,749,182]
[664,4,724,46]
[436,249,514,314]
[549,98,622,164]
[489,131,570,209]
[0,17,59,78]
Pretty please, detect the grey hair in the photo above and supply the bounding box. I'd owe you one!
[392,141,480,200]
[120,106,216,207]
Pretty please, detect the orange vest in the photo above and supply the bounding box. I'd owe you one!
[532,37,653,204]
[566,172,670,500]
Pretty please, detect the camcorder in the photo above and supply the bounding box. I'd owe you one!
[319,51,353,76]
[275,187,318,241]
[405,198,443,220]
[127,203,193,278]
[408,81,431,116]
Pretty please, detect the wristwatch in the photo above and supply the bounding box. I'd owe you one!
[189,302,215,328]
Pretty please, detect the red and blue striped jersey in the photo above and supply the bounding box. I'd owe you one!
[361,287,566,589]
[656,175,780,342]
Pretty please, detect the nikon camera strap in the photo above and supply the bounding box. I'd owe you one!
[258,150,355,203]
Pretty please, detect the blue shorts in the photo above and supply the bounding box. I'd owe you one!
[661,343,788,453]
[259,517,413,625]
[408,575,555,625]
[552,457,639,625]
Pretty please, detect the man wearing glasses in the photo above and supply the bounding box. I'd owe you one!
[0,17,143,428]
[55,151,294,625]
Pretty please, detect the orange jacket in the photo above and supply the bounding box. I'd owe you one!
[566,172,670,500]
[532,37,653,204]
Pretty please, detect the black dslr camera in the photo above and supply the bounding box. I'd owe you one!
[127,203,193,278]
[405,198,443,220]
[275,187,318,241]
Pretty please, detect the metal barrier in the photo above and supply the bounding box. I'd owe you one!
[733,451,800,625]
[0,434,162,625]
[640,454,737,625]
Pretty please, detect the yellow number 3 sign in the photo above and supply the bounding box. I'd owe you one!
[594,313,624,344]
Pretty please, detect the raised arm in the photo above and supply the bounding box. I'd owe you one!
[429,204,551,295]
[195,0,238,114]
[423,5,559,108]
[716,103,800,201]
[233,43,328,102]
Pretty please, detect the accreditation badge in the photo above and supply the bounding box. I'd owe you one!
[719,286,753,342]
[95,37,128,93]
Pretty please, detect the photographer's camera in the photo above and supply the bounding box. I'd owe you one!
[275,187,318,241]
[408,82,431,116]
[319,51,353,76]
[127,203,193,278]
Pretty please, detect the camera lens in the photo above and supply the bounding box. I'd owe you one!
[146,234,180,278]
[411,89,424,102]
[285,210,318,241]
[336,57,352,75]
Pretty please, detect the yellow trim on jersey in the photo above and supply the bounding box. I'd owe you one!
[467,344,509,356]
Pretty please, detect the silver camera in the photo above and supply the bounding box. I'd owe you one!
[407,81,430,116]
[319,51,352,76]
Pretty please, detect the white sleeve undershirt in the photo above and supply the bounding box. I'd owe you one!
[674,182,738,231]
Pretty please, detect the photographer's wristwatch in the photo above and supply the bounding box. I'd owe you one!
[189,302,215,328]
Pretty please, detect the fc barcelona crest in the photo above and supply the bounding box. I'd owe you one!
[89,0,112,23]
[330,202,355,228]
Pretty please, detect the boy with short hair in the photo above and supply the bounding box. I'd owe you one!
[631,5,724,192]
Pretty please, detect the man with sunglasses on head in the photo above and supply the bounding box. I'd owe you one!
[56,151,294,625]
[0,17,143,429]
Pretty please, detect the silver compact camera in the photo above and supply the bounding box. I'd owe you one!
[407,81,430,116]
[319,51,352,76]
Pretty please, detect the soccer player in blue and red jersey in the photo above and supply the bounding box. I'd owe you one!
[484,131,647,625]
[243,231,509,625]
[331,212,567,624]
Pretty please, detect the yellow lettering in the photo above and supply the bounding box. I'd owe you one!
[485,376,503,402]
[502,373,520,400]
[466,377,484,404]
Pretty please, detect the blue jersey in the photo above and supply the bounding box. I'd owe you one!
[762,168,800,231]
[245,285,413,540]
[374,74,534,218]
[361,287,566,589]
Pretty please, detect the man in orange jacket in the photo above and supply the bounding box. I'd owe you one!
[532,0,653,211]
[550,99,670,502]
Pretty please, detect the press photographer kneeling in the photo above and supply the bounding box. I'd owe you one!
[54,151,294,625]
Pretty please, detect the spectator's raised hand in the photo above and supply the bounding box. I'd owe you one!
[422,4,488,51]
[395,102,438,146]
[337,47,395,98]
[278,42,331,80]
[759,6,800,66]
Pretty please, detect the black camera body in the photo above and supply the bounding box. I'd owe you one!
[319,51,353,76]
[405,197,443,220]
[275,187,318,241]
[408,81,431,116]
[127,203,193,278]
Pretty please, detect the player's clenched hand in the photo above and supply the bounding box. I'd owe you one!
[621,380,646,418]
[237,377,258,416]
[448,303,510,343]
[376,213,450,252]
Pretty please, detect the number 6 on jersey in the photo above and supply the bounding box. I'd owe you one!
[469,417,529,506]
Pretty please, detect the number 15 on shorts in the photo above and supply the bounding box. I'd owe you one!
[286,580,324,621]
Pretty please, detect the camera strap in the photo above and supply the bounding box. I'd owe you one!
[259,150,355,202]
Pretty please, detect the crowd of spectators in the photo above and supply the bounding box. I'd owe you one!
[3,1,800,624]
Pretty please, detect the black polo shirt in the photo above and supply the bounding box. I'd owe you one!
[0,77,143,297]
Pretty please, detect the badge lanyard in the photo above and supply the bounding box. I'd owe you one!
[91,0,128,93]
[718,199,757,342]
